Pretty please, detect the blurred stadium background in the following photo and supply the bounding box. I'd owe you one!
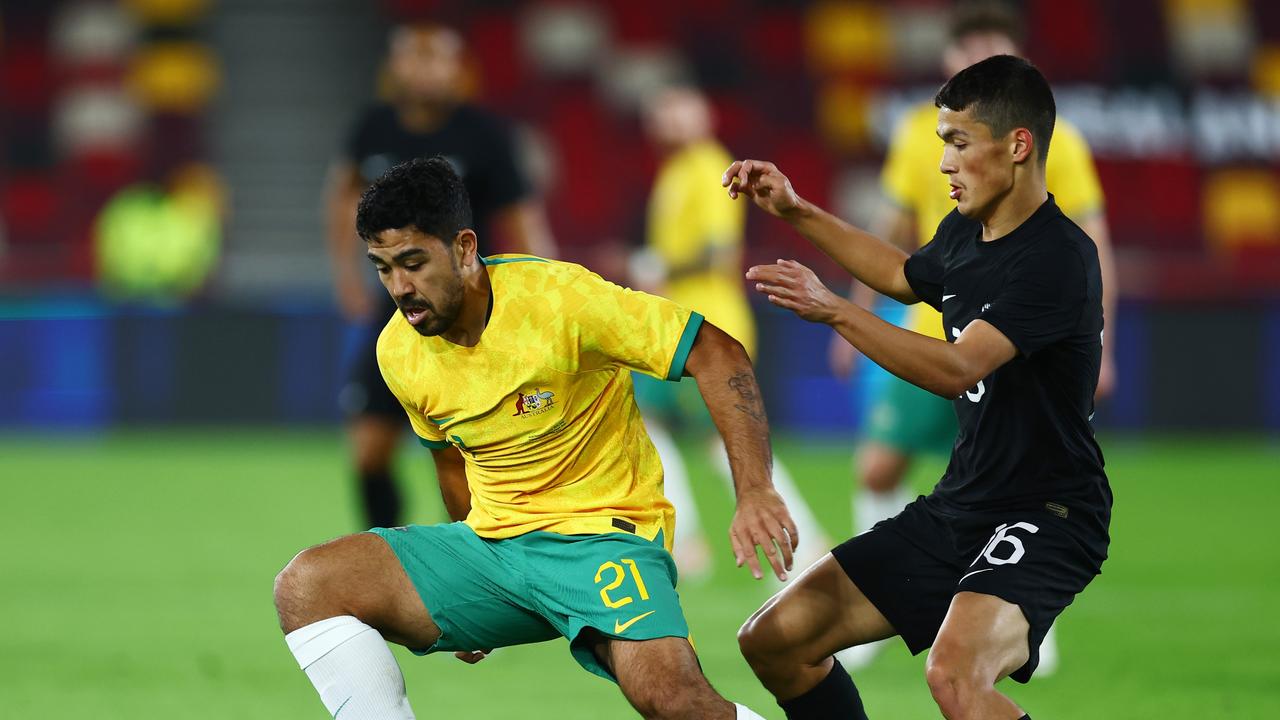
[1,0,1277,717]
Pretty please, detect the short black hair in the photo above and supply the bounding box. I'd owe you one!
[356,156,473,243]
[948,1,1024,46]
[934,54,1055,163]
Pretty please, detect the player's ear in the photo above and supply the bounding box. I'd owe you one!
[454,228,479,266]
[1011,127,1034,164]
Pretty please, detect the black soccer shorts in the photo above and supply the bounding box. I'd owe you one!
[833,495,1109,682]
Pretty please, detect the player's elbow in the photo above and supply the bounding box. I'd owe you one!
[684,321,749,379]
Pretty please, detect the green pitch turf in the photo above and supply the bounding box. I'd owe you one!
[2,430,1277,718]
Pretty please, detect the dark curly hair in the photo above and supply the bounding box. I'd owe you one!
[935,54,1055,163]
[356,156,474,243]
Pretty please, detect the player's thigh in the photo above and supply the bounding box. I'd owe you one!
[371,524,560,654]
[739,553,895,665]
[276,532,439,649]
[518,530,691,681]
[929,591,1030,685]
[829,500,965,656]
[955,510,1108,682]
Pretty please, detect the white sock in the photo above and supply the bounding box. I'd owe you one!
[854,485,912,535]
[709,442,830,572]
[645,419,707,551]
[735,702,769,719]
[285,615,415,719]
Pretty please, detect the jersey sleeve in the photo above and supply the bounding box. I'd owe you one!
[572,269,703,381]
[1045,121,1104,221]
[979,246,1087,357]
[902,212,956,311]
[376,329,450,449]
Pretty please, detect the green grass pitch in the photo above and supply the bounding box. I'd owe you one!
[2,430,1277,718]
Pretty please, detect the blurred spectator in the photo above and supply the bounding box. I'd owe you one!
[327,22,556,529]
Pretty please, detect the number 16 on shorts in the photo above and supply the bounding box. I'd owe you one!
[972,522,1040,568]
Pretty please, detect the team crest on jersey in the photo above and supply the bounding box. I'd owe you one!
[512,388,556,417]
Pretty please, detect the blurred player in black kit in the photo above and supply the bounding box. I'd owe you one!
[327,23,555,528]
[730,55,1111,720]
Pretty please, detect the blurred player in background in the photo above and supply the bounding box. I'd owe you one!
[277,157,789,719]
[631,86,831,581]
[327,23,556,529]
[830,0,1116,671]
[731,54,1111,720]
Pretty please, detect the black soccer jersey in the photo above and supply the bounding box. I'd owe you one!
[343,102,531,249]
[903,195,1112,525]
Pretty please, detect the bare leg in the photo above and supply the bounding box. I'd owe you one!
[925,592,1030,720]
[274,532,438,648]
[738,554,895,701]
[589,633,739,719]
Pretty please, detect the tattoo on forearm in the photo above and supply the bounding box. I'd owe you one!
[728,372,767,424]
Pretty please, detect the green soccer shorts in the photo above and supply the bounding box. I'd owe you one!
[864,373,958,457]
[369,522,689,681]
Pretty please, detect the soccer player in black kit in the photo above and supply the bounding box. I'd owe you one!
[326,23,555,528]
[728,55,1111,720]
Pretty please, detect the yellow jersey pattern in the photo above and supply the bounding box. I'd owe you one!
[377,255,703,545]
[881,102,1105,338]
[647,140,755,357]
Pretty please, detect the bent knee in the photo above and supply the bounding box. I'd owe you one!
[925,650,991,712]
[273,534,386,632]
[628,686,721,720]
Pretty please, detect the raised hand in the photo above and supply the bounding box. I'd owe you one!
[722,159,803,218]
[746,259,845,324]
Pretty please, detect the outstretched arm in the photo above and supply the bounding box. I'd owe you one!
[683,322,798,581]
[748,260,1017,398]
[723,159,918,304]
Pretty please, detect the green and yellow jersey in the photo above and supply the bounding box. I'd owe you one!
[376,255,703,545]
[647,140,755,357]
[882,101,1105,338]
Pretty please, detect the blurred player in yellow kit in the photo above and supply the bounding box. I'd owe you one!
[275,157,792,719]
[830,1,1117,672]
[631,87,831,581]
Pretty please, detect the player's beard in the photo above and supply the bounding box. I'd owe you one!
[399,257,465,337]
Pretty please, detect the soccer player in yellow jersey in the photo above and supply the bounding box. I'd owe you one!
[829,2,1117,671]
[632,87,831,581]
[274,157,792,719]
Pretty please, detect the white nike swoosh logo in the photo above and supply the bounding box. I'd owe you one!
[942,294,957,301]
[959,568,994,584]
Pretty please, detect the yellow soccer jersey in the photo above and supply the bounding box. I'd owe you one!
[376,255,704,544]
[881,101,1105,338]
[647,140,755,357]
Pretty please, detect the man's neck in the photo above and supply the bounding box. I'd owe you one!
[980,175,1048,242]
[440,265,492,347]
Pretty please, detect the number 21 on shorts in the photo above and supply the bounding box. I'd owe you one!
[595,558,649,609]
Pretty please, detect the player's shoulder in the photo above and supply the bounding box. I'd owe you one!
[374,309,413,367]
[483,254,588,290]
[1029,200,1098,268]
